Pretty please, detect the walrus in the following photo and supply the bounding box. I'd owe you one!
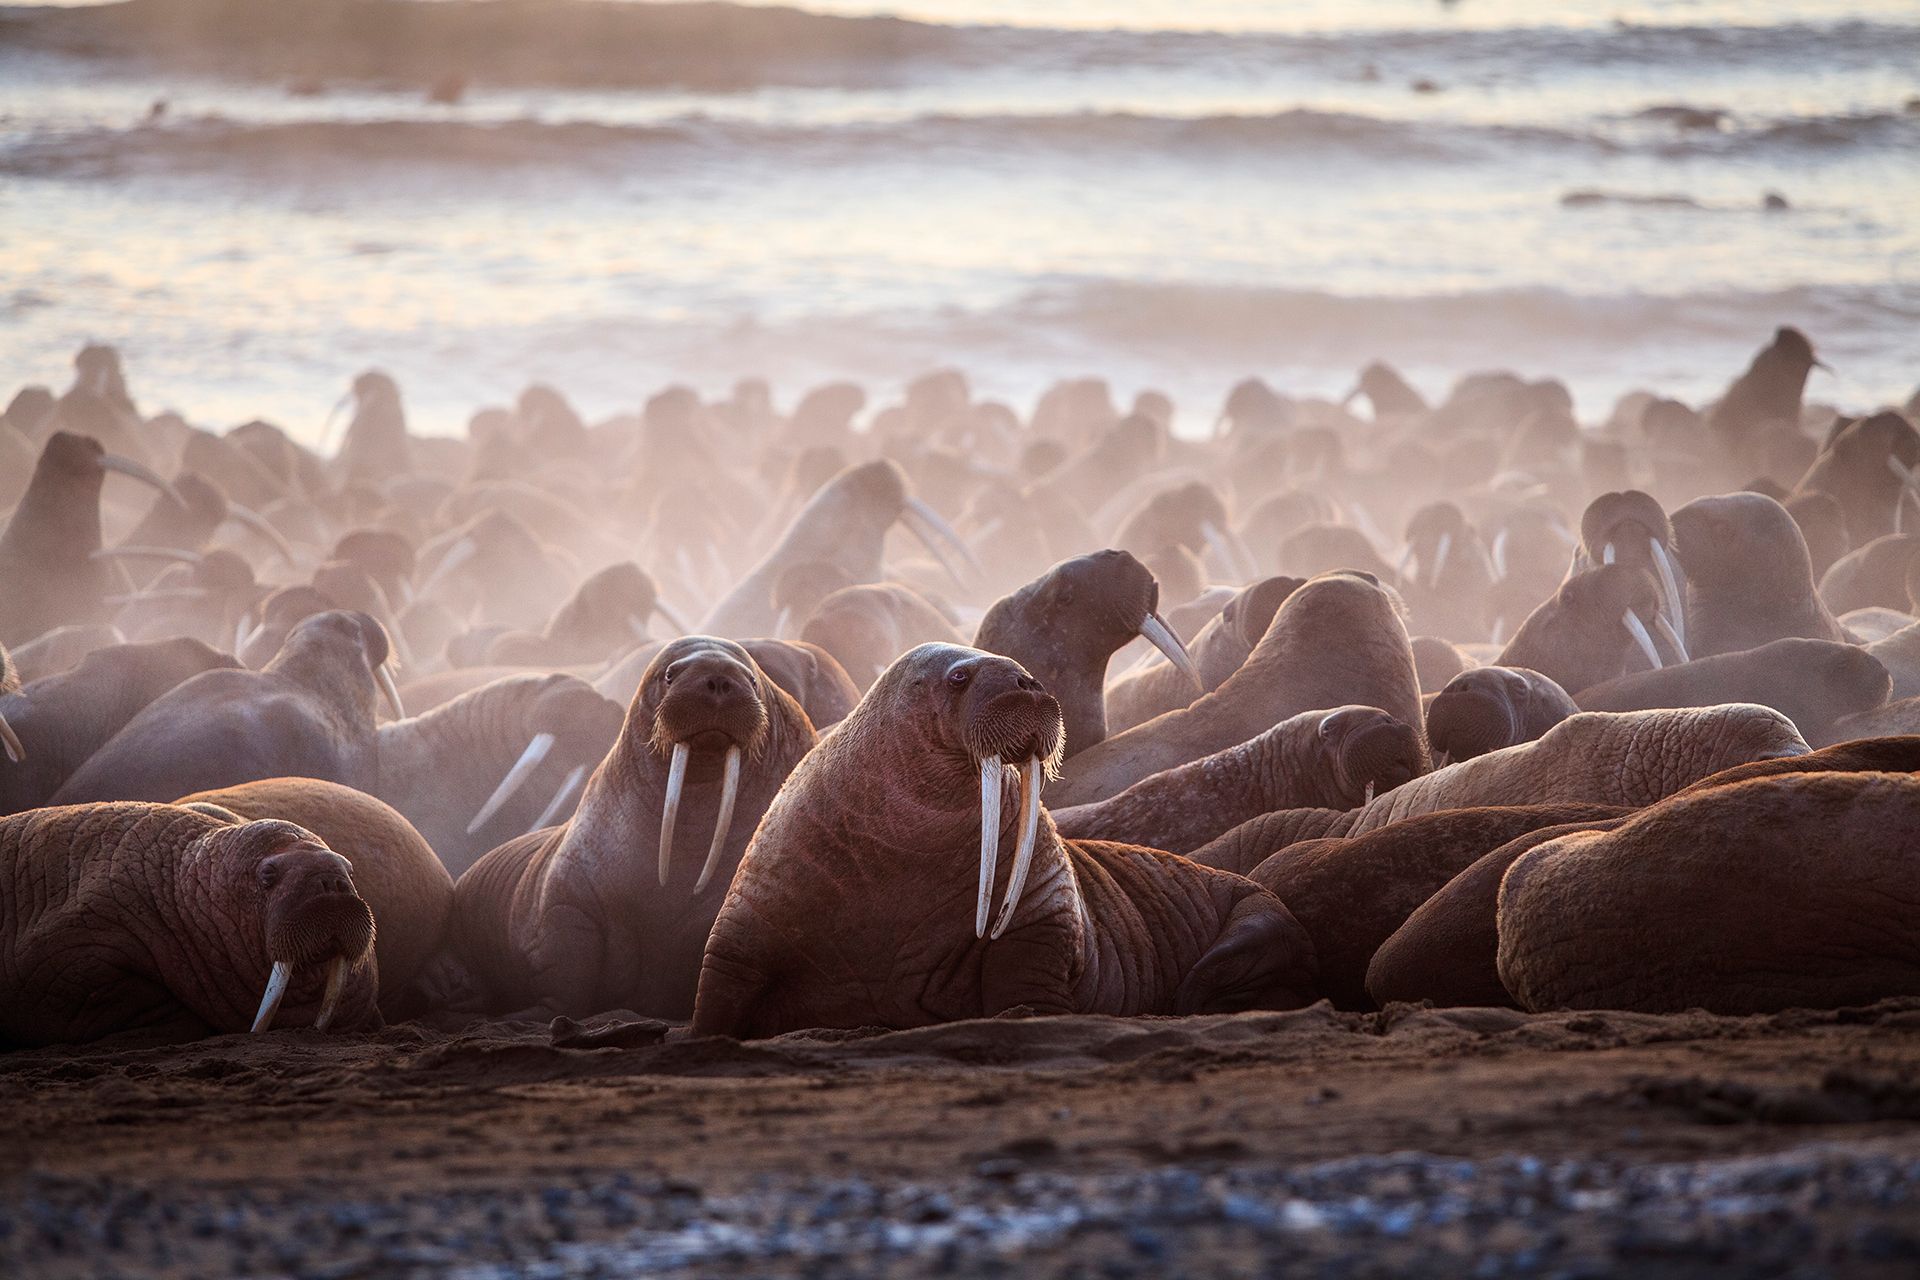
[115,468,296,573]
[1575,489,1689,653]
[593,637,862,731]
[0,803,377,1046]
[691,645,1317,1038]
[176,779,451,1018]
[0,637,239,816]
[1396,501,1495,642]
[799,582,963,692]
[335,369,413,485]
[52,611,403,805]
[1791,410,1920,547]
[6,621,125,684]
[1047,572,1424,808]
[1425,666,1578,765]
[0,431,184,647]
[1811,697,1920,746]
[1051,706,1422,855]
[1113,482,1254,584]
[377,673,626,878]
[1497,772,1920,1014]
[1867,619,1920,702]
[1574,637,1889,743]
[414,509,575,632]
[454,637,816,1019]
[1104,575,1298,735]
[1186,704,1807,874]
[1249,803,1632,1009]
[1818,532,1920,616]
[484,562,685,667]
[1365,814,1632,1010]
[1494,564,1673,695]
[701,460,975,638]
[1706,325,1825,461]
[1671,491,1849,657]
[973,549,1201,758]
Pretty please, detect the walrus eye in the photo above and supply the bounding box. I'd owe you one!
[948,667,972,689]
[257,863,279,889]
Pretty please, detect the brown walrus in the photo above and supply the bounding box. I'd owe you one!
[973,549,1201,758]
[1671,491,1849,658]
[1051,706,1423,855]
[1497,772,1920,1014]
[0,803,378,1047]
[1493,564,1672,695]
[1573,637,1889,743]
[1103,575,1298,735]
[1425,666,1578,765]
[691,644,1317,1037]
[799,581,963,692]
[453,637,816,1019]
[176,779,451,1018]
[1047,571,1424,808]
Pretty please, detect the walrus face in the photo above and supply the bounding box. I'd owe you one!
[1398,502,1473,592]
[1502,564,1669,694]
[206,819,376,1034]
[1428,667,1536,764]
[1579,490,1687,653]
[643,637,773,891]
[1670,492,1813,598]
[1316,706,1423,805]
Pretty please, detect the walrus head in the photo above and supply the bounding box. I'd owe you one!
[1316,706,1424,806]
[1427,666,1573,765]
[202,818,376,1034]
[1578,490,1687,657]
[644,636,777,892]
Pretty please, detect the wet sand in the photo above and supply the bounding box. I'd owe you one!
[6,1001,1920,1276]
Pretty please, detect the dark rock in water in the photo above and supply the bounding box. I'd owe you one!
[428,74,468,106]
[1561,189,1700,209]
[1763,190,1792,212]
[1411,78,1442,94]
[1637,104,1729,131]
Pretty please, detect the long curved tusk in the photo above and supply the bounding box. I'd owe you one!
[531,763,588,831]
[375,662,405,719]
[1622,610,1662,670]
[653,599,690,636]
[1490,527,1510,578]
[1429,531,1452,589]
[657,741,690,886]
[989,757,1043,940]
[1199,520,1242,584]
[1654,613,1689,665]
[233,611,251,658]
[313,956,348,1032]
[91,545,204,566]
[99,453,186,509]
[1648,539,1687,651]
[417,537,477,600]
[903,496,983,583]
[223,502,298,567]
[467,732,556,834]
[975,754,1004,939]
[363,578,413,671]
[1601,541,1616,566]
[693,744,744,894]
[0,710,24,763]
[250,959,293,1033]
[1138,612,1203,694]
[771,606,792,640]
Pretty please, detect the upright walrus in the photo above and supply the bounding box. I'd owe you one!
[453,637,816,1019]
[691,645,1317,1038]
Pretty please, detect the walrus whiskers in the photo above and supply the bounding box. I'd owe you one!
[658,741,691,885]
[693,744,744,893]
[989,757,1044,940]
[975,754,1004,938]
[467,732,556,834]
[250,959,293,1033]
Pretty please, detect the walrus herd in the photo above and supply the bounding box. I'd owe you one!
[4,330,1920,1049]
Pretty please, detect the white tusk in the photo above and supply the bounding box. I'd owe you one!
[0,710,24,763]
[1655,612,1689,664]
[223,502,298,567]
[1622,610,1662,670]
[772,606,793,640]
[1139,612,1203,694]
[1364,779,1375,805]
[467,732,556,834]
[91,545,204,566]
[1429,531,1452,589]
[232,612,251,657]
[99,453,186,509]
[376,662,405,719]
[239,619,270,660]
[693,744,743,894]
[250,959,293,1033]
[654,599,690,636]
[530,763,587,831]
[1199,520,1241,584]
[975,754,1003,938]
[1432,749,1452,769]
[674,544,699,593]
[313,956,347,1032]
[1887,453,1919,487]
[1394,541,1417,583]
[365,578,413,671]
[1490,615,1506,647]
[657,741,690,886]
[105,586,212,605]
[418,536,477,600]
[1490,527,1510,578]
[989,757,1043,940]
[1648,539,1687,651]
[904,497,983,578]
[1602,541,1616,566]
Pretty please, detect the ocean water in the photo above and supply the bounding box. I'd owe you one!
[1,0,1915,443]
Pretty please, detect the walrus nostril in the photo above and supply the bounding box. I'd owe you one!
[1016,673,1044,693]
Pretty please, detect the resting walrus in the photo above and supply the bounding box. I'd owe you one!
[0,803,378,1047]
[691,645,1318,1038]
[1425,666,1578,765]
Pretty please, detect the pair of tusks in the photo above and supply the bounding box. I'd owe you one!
[658,741,744,893]
[1600,538,1690,663]
[1395,532,1454,591]
[466,734,589,835]
[1620,609,1687,671]
[977,756,1044,940]
[99,453,186,510]
[900,497,982,588]
[1199,519,1257,584]
[250,955,348,1033]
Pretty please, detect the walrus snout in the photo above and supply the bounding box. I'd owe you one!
[1319,706,1422,804]
[232,825,377,1036]
[648,641,772,894]
[1429,671,1525,765]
